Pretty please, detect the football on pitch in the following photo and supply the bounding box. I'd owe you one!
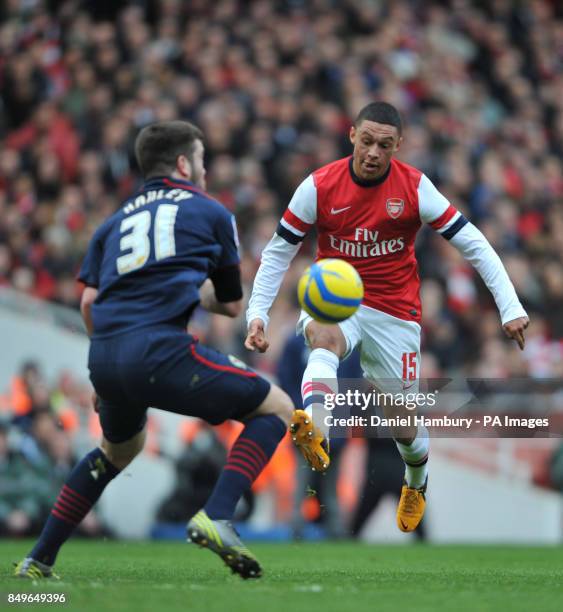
[297,258,364,323]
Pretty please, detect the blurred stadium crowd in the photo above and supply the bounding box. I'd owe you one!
[0,362,108,536]
[1,0,563,534]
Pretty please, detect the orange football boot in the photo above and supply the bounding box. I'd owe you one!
[289,409,330,473]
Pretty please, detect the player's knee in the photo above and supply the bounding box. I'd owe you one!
[306,322,346,357]
[259,384,293,426]
[99,447,134,471]
[275,388,294,426]
[100,432,145,470]
[100,445,139,470]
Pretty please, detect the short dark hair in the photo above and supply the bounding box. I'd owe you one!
[135,120,204,179]
[355,102,402,135]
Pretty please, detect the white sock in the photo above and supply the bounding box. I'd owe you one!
[395,425,429,489]
[301,348,339,439]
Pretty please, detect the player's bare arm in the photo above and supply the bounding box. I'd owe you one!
[80,286,98,336]
[199,278,242,318]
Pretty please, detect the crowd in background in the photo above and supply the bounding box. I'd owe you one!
[1,0,563,533]
[1,0,562,378]
[0,361,107,536]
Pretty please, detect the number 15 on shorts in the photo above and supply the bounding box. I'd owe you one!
[402,352,417,382]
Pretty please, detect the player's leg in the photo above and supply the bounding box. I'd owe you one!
[302,319,346,427]
[189,385,291,579]
[152,335,289,578]
[15,332,154,578]
[357,306,428,532]
[135,332,291,527]
[201,383,291,522]
[291,312,360,471]
[15,425,146,578]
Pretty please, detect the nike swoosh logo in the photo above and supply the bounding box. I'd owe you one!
[402,381,416,391]
[330,206,351,215]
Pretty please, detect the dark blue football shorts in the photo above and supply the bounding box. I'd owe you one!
[88,326,271,443]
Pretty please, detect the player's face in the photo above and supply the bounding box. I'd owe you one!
[350,121,402,181]
[177,139,207,189]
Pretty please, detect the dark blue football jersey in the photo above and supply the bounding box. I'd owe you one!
[78,177,240,338]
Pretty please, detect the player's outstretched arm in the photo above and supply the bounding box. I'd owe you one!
[419,175,529,350]
[245,175,317,351]
[448,224,529,350]
[245,234,300,352]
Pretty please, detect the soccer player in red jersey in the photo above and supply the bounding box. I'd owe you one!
[245,102,529,532]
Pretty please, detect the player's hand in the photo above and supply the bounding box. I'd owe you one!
[245,318,269,353]
[502,316,529,350]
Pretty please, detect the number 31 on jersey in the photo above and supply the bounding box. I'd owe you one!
[116,204,178,275]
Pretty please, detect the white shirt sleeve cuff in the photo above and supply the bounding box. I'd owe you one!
[246,311,270,329]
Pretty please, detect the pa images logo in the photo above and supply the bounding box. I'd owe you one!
[228,354,248,370]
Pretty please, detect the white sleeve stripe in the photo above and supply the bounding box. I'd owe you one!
[279,217,306,237]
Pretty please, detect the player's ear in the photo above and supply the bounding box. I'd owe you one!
[176,154,192,180]
[349,125,356,145]
[394,136,403,153]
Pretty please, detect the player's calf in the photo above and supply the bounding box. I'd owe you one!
[394,424,429,489]
[18,429,146,575]
[293,323,343,472]
[203,387,288,522]
[187,388,288,578]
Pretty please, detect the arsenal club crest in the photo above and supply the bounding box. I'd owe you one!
[386,198,404,219]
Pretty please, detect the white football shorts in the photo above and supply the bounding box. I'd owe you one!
[297,304,421,393]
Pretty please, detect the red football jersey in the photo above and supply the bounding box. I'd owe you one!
[279,156,461,322]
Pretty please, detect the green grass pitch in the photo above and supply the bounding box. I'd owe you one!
[1,540,562,612]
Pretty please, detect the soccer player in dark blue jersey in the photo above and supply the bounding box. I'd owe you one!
[15,121,293,580]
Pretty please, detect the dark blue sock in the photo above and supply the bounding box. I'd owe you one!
[204,415,286,520]
[30,448,120,566]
